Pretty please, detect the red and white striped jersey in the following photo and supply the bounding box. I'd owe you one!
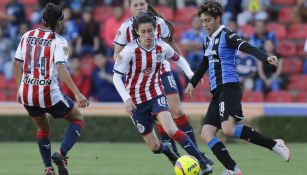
[114,16,171,73]
[15,28,69,108]
[114,39,176,104]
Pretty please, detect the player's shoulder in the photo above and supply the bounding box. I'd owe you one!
[54,33,68,45]
[122,40,138,53]
[155,16,167,25]
[119,17,133,29]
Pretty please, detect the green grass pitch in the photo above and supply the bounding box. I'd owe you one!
[0,142,305,175]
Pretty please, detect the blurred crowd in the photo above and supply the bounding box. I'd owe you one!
[0,0,306,102]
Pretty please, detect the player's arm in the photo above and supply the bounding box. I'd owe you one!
[13,59,22,89]
[113,24,128,61]
[113,44,125,61]
[169,53,194,79]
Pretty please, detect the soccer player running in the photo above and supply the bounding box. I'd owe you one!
[113,12,213,175]
[13,3,89,175]
[185,2,291,175]
[113,0,213,165]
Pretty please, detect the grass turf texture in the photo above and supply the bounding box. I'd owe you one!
[0,142,305,175]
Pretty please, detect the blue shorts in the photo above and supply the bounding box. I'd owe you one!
[161,72,179,95]
[24,95,74,118]
[131,95,170,135]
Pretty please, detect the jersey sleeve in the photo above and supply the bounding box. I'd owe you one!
[54,38,69,64]
[163,42,175,60]
[113,47,132,75]
[113,23,128,46]
[14,36,25,61]
[159,18,170,40]
[225,32,246,50]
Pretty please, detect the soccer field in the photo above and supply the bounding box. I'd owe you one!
[0,142,305,175]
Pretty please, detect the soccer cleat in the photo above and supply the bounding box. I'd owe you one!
[165,142,179,165]
[200,163,213,175]
[51,151,69,175]
[44,167,56,175]
[272,139,291,162]
[200,152,214,165]
[221,165,243,175]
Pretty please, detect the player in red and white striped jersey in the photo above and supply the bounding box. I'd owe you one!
[113,13,213,174]
[13,3,89,175]
[113,1,213,164]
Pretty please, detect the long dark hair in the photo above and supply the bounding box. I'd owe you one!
[128,0,174,42]
[132,12,157,39]
[42,3,64,32]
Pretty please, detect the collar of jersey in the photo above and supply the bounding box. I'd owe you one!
[38,28,53,32]
[207,25,225,40]
[136,38,157,52]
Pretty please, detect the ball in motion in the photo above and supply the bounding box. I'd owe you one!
[174,155,200,175]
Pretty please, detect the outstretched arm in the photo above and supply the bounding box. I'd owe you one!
[170,53,194,79]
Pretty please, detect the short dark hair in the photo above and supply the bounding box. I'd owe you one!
[197,1,223,18]
[42,3,63,30]
[132,12,157,39]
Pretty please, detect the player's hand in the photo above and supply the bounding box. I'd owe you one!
[75,92,89,108]
[185,83,194,98]
[267,56,278,66]
[124,99,136,115]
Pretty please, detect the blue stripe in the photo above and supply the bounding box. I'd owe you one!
[234,124,243,138]
[208,137,221,149]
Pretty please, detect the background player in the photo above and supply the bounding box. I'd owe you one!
[113,0,212,164]
[13,3,89,175]
[113,13,213,175]
[185,1,291,175]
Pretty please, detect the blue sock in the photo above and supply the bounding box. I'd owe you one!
[173,130,207,165]
[174,114,197,147]
[37,131,52,167]
[234,124,244,138]
[60,120,83,156]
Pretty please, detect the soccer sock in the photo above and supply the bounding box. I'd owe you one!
[174,114,197,147]
[60,120,83,156]
[208,137,236,171]
[37,130,52,167]
[172,130,206,165]
[153,141,179,162]
[156,123,180,156]
[234,125,276,150]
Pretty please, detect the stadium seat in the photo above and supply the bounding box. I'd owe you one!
[272,0,297,5]
[173,24,191,41]
[266,23,287,39]
[277,40,296,57]
[80,56,95,76]
[297,41,307,57]
[288,75,307,91]
[20,0,37,5]
[265,91,293,103]
[278,8,294,23]
[288,24,307,39]
[294,92,307,102]
[239,24,254,37]
[242,91,264,102]
[282,57,303,74]
[0,92,6,101]
[93,6,113,23]
[0,0,9,6]
[154,6,174,21]
[0,75,5,89]
[173,7,197,23]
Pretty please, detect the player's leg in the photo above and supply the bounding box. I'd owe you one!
[25,105,55,175]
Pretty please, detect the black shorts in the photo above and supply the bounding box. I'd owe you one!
[24,95,74,118]
[203,83,244,129]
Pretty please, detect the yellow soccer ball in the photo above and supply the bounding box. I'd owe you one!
[174,155,200,175]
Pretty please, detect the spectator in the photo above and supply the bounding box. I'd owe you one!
[76,10,100,56]
[91,52,121,102]
[228,18,246,38]
[62,7,80,48]
[222,0,242,26]
[236,51,257,91]
[237,0,270,26]
[0,25,13,80]
[103,6,126,57]
[294,0,307,23]
[180,15,206,71]
[62,55,91,101]
[304,39,307,74]
[4,0,26,39]
[249,19,277,51]
[255,40,284,93]
[12,22,29,51]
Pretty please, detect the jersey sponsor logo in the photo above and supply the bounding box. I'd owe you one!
[23,75,52,86]
[26,36,52,47]
[205,50,217,57]
[136,123,145,133]
[143,68,152,76]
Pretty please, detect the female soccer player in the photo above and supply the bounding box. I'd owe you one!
[185,2,291,175]
[113,0,213,164]
[13,3,89,175]
[113,12,212,175]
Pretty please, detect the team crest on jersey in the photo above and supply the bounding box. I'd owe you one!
[136,123,145,133]
[63,46,68,56]
[156,53,163,62]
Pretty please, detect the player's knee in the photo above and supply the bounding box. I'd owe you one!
[149,140,161,152]
[200,130,213,143]
[165,128,178,137]
[221,126,234,137]
[171,108,184,119]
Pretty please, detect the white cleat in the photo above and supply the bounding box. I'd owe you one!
[272,139,291,162]
[221,165,243,175]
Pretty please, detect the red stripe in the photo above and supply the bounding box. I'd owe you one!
[37,130,49,139]
[126,27,131,42]
[32,31,45,106]
[23,30,36,105]
[157,24,161,39]
[139,51,152,102]
[156,45,164,93]
[148,46,163,98]
[20,37,24,50]
[43,33,53,107]
[130,48,142,104]
[124,61,133,87]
